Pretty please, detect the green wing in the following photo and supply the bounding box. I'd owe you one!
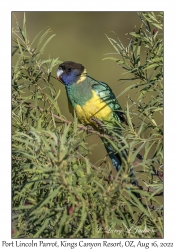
[87,75,125,123]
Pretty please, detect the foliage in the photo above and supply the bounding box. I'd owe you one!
[12,12,163,238]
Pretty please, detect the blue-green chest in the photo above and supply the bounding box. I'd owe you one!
[65,81,92,108]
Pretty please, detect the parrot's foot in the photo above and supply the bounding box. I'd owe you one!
[86,125,94,134]
[91,116,107,133]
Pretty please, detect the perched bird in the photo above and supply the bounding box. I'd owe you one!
[56,61,138,186]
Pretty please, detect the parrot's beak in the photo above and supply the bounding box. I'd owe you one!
[56,68,63,81]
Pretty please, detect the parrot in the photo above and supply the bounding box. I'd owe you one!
[56,61,139,188]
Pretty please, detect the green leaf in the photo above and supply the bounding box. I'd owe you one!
[34,218,50,238]
[143,63,161,70]
[40,34,56,53]
[129,32,141,38]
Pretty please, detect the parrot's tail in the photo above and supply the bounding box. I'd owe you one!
[102,138,140,188]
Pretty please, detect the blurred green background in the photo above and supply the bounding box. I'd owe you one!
[12,12,151,168]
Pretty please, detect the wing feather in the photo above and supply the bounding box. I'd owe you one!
[87,75,126,123]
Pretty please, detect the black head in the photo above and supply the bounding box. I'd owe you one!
[57,61,85,85]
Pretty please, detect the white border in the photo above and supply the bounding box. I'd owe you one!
[0,0,174,247]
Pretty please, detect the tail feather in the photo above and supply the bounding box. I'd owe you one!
[103,141,121,172]
[102,138,141,199]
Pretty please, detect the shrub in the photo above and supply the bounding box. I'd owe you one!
[12,12,163,238]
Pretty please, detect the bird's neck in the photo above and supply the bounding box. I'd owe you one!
[76,69,87,83]
[65,76,92,107]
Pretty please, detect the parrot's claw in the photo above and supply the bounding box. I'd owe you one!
[86,125,94,134]
[91,116,107,133]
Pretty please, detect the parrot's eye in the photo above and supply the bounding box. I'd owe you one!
[68,67,72,72]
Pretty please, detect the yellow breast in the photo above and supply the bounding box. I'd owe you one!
[75,90,113,126]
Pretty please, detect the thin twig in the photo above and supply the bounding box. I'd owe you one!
[12,98,144,162]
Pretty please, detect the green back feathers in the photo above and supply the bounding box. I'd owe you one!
[65,78,93,108]
[65,74,123,125]
[87,75,123,124]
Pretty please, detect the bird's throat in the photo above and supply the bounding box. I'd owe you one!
[65,80,92,108]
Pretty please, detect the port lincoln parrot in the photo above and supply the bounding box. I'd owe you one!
[56,61,138,186]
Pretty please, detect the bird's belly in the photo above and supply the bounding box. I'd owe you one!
[75,90,113,126]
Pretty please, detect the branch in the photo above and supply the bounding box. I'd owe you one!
[13,98,143,161]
